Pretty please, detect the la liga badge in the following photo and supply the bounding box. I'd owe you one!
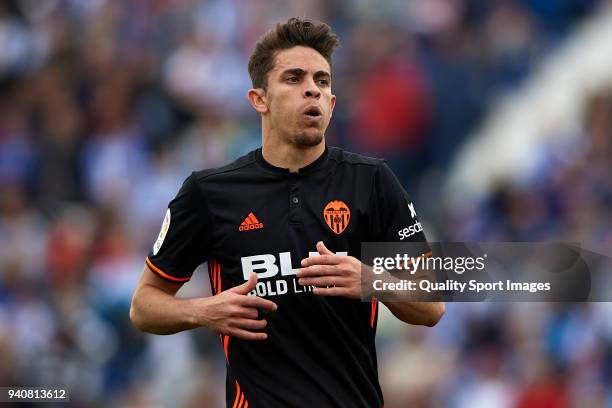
[153,208,171,255]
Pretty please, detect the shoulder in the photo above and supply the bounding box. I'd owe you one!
[327,146,386,169]
[192,149,258,183]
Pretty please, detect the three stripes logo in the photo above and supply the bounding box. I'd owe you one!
[323,200,351,234]
[239,212,264,232]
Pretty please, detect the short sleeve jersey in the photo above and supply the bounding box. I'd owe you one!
[146,145,428,408]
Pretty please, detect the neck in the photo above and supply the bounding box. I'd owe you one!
[261,133,325,173]
[261,118,325,173]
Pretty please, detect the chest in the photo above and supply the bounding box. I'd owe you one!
[206,175,372,277]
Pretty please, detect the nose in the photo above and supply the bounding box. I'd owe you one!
[303,78,321,99]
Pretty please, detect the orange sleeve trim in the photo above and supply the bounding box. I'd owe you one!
[145,257,190,282]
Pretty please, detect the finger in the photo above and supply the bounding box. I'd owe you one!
[297,264,339,278]
[312,286,345,296]
[241,295,278,311]
[316,241,334,255]
[229,272,257,295]
[300,254,342,267]
[235,306,259,319]
[298,276,345,287]
[228,328,268,341]
[232,318,267,331]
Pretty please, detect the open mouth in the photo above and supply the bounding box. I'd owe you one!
[303,106,322,118]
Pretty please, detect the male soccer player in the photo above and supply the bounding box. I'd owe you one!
[130,17,444,407]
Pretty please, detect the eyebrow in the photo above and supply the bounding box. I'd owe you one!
[280,68,331,78]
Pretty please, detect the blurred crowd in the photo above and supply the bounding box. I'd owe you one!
[0,0,608,406]
[400,89,612,408]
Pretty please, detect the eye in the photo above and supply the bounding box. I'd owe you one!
[286,76,299,83]
[317,79,330,86]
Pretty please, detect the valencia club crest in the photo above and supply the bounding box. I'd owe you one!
[323,200,351,234]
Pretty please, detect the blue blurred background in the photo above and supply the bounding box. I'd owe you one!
[1,0,612,406]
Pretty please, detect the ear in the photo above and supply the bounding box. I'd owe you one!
[247,88,268,114]
[329,94,336,118]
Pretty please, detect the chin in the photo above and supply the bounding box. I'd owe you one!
[293,129,324,148]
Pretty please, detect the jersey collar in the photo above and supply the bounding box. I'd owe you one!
[255,144,329,175]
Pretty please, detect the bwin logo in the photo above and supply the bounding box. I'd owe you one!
[241,251,348,280]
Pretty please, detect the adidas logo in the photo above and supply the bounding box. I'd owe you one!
[239,212,264,231]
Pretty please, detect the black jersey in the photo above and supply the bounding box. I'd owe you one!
[146,145,428,408]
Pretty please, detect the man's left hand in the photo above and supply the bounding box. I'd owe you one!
[297,241,362,299]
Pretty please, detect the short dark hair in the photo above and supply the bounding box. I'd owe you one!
[248,17,340,89]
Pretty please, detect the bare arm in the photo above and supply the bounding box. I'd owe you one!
[129,265,198,334]
[379,261,445,327]
[130,266,277,339]
[381,300,445,327]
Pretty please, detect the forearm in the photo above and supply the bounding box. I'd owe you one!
[381,300,445,327]
[130,283,202,335]
[372,264,446,327]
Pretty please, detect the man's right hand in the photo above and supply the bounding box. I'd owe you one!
[195,272,277,340]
